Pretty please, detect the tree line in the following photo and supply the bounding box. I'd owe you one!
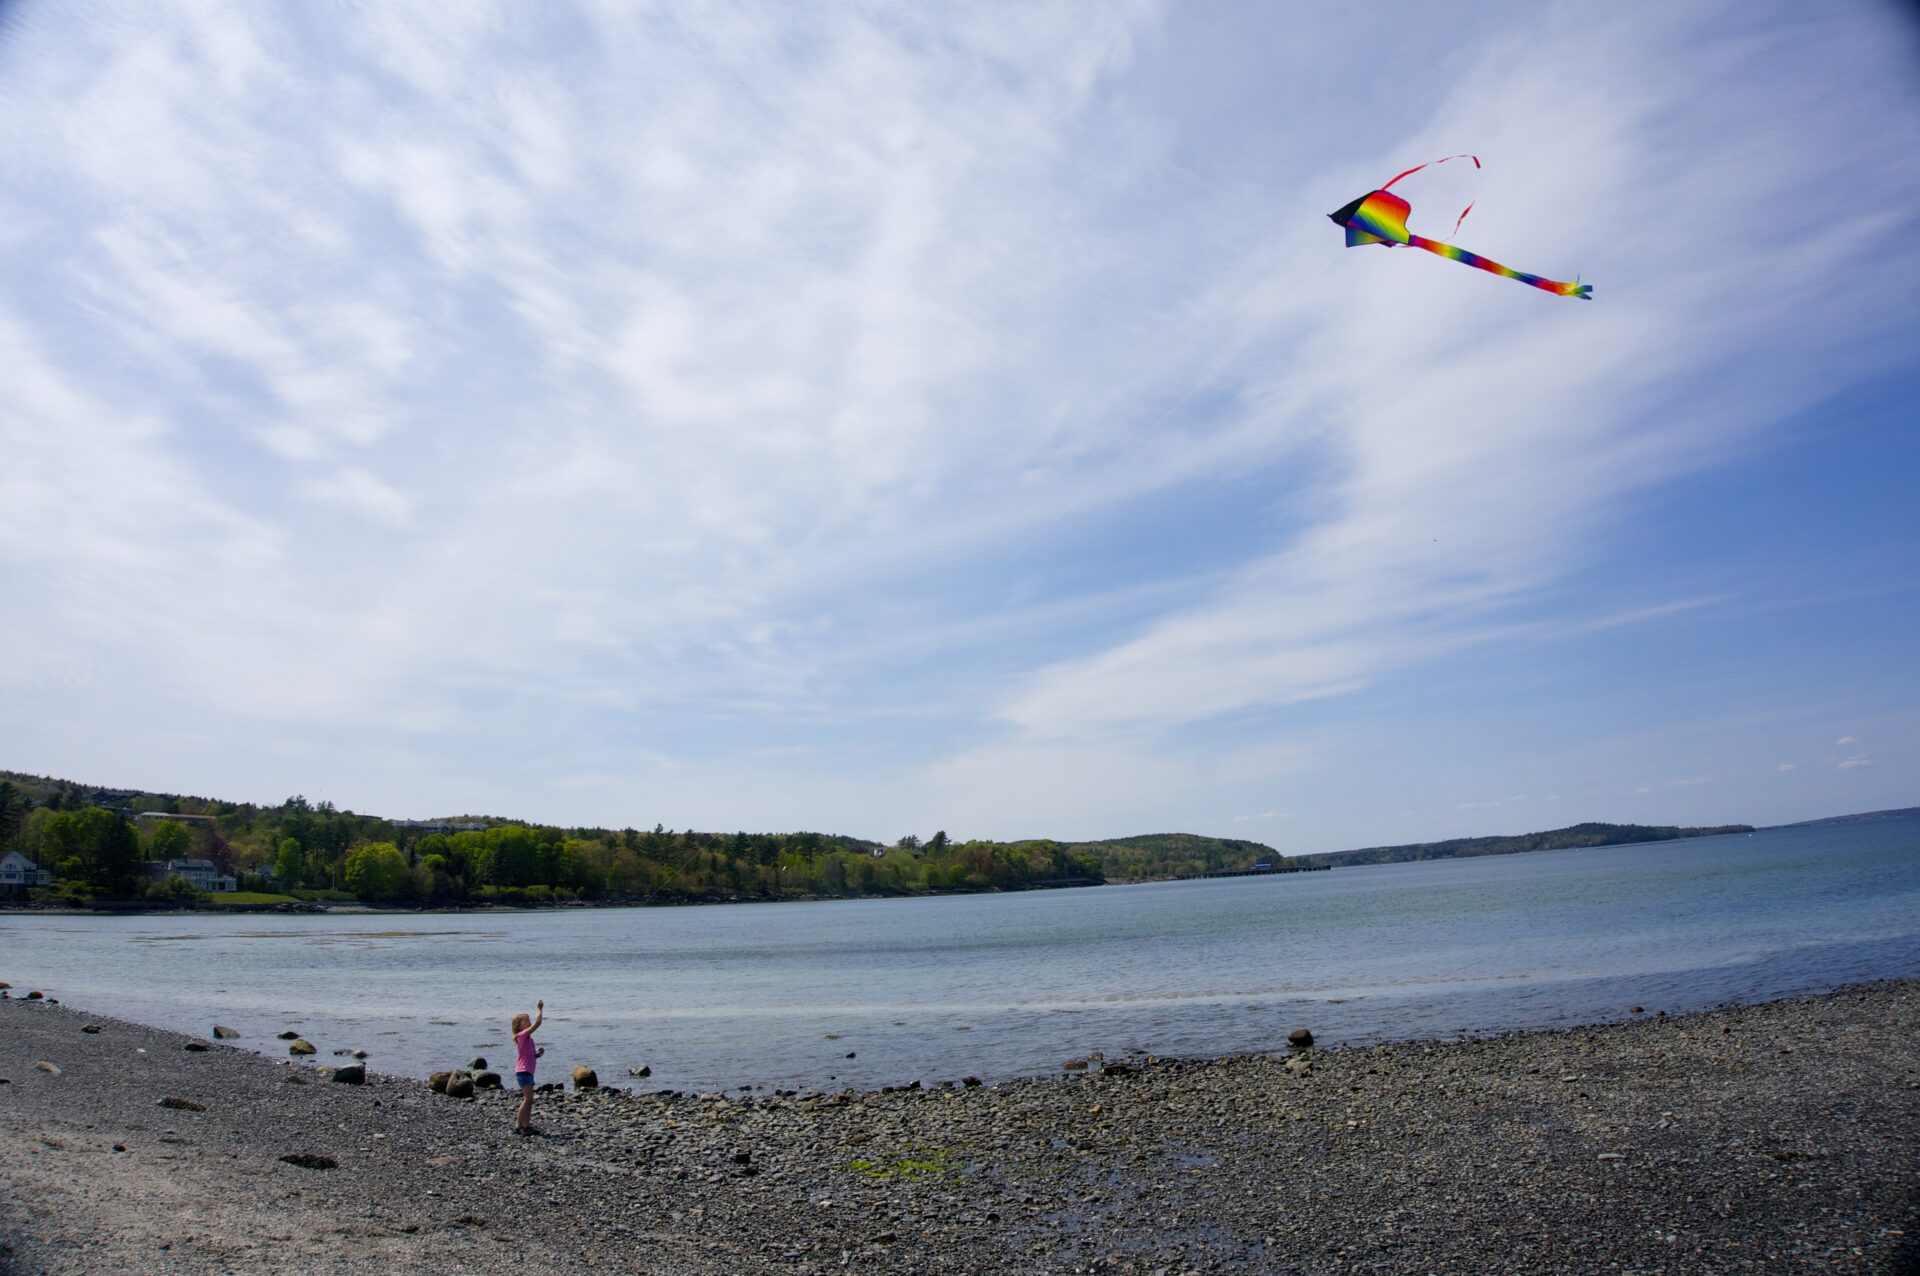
[0,775,1105,904]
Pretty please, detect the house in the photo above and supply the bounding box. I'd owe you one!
[1,851,53,891]
[135,811,217,825]
[143,858,237,892]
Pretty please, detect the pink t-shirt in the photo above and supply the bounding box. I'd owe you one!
[516,1030,537,1076]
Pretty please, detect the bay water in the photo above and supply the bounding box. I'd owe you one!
[4,818,1916,1092]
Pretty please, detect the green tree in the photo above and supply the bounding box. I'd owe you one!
[343,842,411,900]
[42,807,141,895]
[926,830,950,856]
[146,819,192,862]
[0,781,24,852]
[274,837,304,887]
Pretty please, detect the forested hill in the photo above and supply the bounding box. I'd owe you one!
[0,769,1104,905]
[1293,821,1753,869]
[1776,807,1920,828]
[1062,833,1282,880]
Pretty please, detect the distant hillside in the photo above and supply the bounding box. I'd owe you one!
[1062,833,1281,880]
[1776,807,1920,829]
[1294,821,1753,869]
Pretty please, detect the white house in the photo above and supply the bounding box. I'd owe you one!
[143,858,237,892]
[1,852,53,891]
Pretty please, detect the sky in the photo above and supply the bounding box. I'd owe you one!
[3,2,1918,852]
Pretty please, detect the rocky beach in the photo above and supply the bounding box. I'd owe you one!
[2,982,1916,1275]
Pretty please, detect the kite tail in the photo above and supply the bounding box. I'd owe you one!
[1406,235,1592,299]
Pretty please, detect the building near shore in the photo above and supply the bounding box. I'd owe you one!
[1,852,53,893]
[141,858,237,892]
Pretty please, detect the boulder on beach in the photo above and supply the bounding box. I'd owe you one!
[428,1071,453,1094]
[331,1064,366,1085]
[184,1041,209,1052]
[212,1025,240,1040]
[572,1066,599,1091]
[81,1024,101,1034]
[278,1152,336,1170]
[468,1056,487,1071]
[446,1073,475,1099]
[628,1065,652,1078]
[473,1071,502,1090]
[1288,1028,1315,1048]
[276,1030,300,1040]
[1062,1059,1089,1071]
[158,1096,206,1111]
[26,991,44,1001]
[0,981,11,989]
[33,1061,61,1075]
[288,1039,316,1056]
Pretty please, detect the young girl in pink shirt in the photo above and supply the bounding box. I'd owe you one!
[511,999,543,1136]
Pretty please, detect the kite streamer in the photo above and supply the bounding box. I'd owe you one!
[1329,159,1591,300]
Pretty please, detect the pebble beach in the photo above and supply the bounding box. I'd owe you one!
[2,982,1916,1275]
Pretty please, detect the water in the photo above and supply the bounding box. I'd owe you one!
[4,819,1916,1092]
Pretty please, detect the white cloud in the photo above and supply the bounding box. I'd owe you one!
[1835,736,1857,746]
[1777,763,1798,773]
[1,3,1915,837]
[1837,756,1872,770]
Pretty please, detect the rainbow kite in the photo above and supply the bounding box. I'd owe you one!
[1329,155,1591,299]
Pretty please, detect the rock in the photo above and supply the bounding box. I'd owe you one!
[33,1061,61,1075]
[0,981,10,989]
[184,1041,209,1052]
[288,1039,316,1056]
[276,1030,300,1040]
[468,1056,488,1071]
[446,1073,475,1099]
[278,1152,336,1170]
[962,1076,983,1087]
[284,1074,309,1085]
[26,991,43,1000]
[628,1065,652,1078]
[572,1066,599,1090]
[332,1064,366,1085]
[1101,1062,1133,1077]
[158,1097,206,1111]
[1284,1056,1311,1075]
[473,1071,502,1090]
[1062,1059,1089,1071]
[352,1050,367,1059]
[212,1025,240,1039]
[1288,1028,1314,1048]
[845,1052,856,1059]
[1630,1006,1645,1015]
[428,1071,453,1094]
[81,1024,101,1034]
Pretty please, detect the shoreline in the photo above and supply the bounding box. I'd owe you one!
[4,982,1916,1273]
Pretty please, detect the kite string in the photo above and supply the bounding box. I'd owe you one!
[1382,153,1481,243]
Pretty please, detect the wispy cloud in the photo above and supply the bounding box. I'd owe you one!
[1,3,1915,840]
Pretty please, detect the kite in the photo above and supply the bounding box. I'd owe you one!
[1329,155,1591,299]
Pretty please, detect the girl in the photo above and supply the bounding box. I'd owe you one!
[511,998,543,1135]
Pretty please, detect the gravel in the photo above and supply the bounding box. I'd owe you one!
[2,981,1915,1274]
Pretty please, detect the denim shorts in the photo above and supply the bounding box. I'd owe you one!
[516,1071,536,1089]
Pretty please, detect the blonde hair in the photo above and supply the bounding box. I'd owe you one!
[512,1012,530,1034]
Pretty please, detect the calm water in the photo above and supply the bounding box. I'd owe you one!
[5,819,1917,1092]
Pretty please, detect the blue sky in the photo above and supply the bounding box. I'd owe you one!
[3,2,1916,851]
